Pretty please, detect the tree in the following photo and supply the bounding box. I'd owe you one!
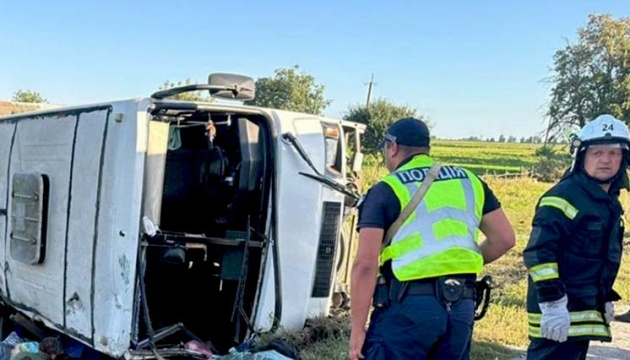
[246,65,331,115]
[546,14,630,136]
[157,79,213,102]
[12,90,48,103]
[343,98,424,154]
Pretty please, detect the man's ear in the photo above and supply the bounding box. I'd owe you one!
[390,142,399,156]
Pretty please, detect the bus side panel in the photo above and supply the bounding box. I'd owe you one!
[0,122,17,297]
[92,100,148,357]
[6,115,77,326]
[64,110,109,339]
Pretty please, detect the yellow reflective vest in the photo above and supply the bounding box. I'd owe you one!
[379,155,485,281]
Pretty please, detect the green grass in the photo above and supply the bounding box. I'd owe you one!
[431,140,545,175]
[362,140,567,177]
[266,140,630,360]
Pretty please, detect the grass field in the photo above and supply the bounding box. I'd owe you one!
[269,140,630,360]
[430,140,550,175]
[362,140,567,178]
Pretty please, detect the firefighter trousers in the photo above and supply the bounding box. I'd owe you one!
[526,338,590,360]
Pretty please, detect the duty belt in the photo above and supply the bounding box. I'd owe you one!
[388,276,477,303]
[405,281,475,299]
[376,274,494,321]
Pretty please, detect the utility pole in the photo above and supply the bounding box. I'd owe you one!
[364,73,375,108]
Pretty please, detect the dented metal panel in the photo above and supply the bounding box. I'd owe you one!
[64,110,109,340]
[91,100,148,357]
[10,172,47,265]
[6,115,77,327]
[0,101,148,358]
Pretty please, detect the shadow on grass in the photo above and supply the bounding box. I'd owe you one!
[472,341,525,360]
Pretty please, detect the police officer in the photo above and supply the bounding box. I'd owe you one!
[348,118,516,360]
[523,114,630,359]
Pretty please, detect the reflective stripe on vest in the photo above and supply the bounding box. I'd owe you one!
[380,155,485,281]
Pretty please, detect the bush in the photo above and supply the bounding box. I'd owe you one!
[532,145,571,182]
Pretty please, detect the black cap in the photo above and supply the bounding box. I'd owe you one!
[379,117,431,149]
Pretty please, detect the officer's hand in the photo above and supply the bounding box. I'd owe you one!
[348,328,366,360]
[539,295,571,343]
[605,302,615,323]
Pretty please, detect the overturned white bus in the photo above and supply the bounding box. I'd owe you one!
[0,73,366,359]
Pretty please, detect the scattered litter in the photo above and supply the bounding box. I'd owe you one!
[184,340,213,358]
[218,349,294,360]
[250,338,299,359]
[213,337,299,360]
[2,333,24,347]
[0,344,12,360]
[0,331,39,360]
[12,341,39,355]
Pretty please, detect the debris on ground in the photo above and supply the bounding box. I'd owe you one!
[218,348,294,360]
[240,314,350,360]
[185,340,214,358]
[0,332,64,360]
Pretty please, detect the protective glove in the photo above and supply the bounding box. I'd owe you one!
[605,302,615,323]
[539,295,571,342]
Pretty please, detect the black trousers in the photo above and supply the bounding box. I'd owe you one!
[526,338,590,360]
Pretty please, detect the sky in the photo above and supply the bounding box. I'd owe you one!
[1,1,629,140]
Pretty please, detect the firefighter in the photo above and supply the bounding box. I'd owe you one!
[523,114,630,359]
[348,118,516,360]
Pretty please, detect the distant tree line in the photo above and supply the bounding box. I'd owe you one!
[456,135,563,144]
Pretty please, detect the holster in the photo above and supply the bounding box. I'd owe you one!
[474,280,485,306]
[372,274,390,308]
[436,277,471,305]
[473,275,493,321]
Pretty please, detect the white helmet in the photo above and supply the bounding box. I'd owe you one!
[567,114,630,179]
[578,114,630,145]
